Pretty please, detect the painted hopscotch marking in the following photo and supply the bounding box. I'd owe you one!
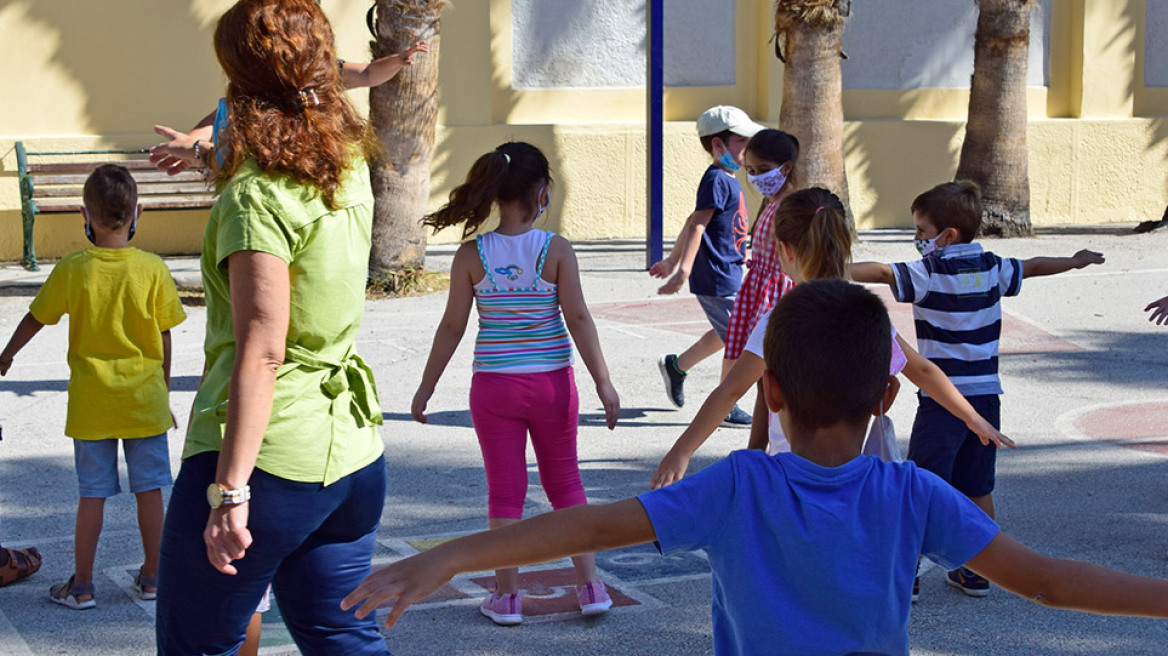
[1057,398,1168,457]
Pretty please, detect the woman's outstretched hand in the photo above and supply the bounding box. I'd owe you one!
[204,503,252,575]
[149,125,199,175]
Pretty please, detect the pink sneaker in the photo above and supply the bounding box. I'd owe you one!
[479,591,522,625]
[576,581,613,616]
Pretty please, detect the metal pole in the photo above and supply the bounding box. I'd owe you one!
[646,0,664,268]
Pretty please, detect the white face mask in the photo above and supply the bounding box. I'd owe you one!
[534,185,549,221]
[747,167,788,198]
[914,234,942,258]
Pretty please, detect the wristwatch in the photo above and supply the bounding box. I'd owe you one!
[207,483,251,509]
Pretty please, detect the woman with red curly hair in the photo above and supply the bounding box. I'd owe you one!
[155,1,390,653]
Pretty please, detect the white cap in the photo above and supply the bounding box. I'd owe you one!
[696,105,766,138]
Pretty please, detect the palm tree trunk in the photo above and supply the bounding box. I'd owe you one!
[774,1,851,222]
[955,0,1035,237]
[368,1,446,279]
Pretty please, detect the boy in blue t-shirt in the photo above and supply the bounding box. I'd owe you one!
[344,280,1168,655]
[650,105,760,426]
[851,181,1104,598]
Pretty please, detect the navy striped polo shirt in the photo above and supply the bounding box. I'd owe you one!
[890,243,1023,396]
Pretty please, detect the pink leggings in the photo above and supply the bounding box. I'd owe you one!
[469,367,588,519]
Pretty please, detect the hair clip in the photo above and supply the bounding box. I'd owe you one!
[294,89,320,110]
[503,153,511,164]
[814,206,825,214]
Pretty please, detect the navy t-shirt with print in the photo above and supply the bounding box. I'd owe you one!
[688,165,748,297]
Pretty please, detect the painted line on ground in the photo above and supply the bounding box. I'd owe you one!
[0,605,35,656]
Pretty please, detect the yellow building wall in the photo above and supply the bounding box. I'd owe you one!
[1,0,1164,262]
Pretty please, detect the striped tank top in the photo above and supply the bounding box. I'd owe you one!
[472,230,574,374]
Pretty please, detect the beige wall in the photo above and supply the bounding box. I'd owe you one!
[1,0,1165,261]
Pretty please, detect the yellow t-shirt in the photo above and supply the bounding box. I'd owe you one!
[29,247,186,440]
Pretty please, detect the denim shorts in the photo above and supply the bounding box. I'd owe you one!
[906,394,1001,498]
[73,433,173,498]
[695,293,736,341]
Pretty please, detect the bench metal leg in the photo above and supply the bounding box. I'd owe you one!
[20,203,38,271]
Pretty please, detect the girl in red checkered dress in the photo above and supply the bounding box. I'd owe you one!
[722,129,801,362]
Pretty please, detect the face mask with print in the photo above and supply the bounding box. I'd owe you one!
[747,167,787,197]
[914,234,941,258]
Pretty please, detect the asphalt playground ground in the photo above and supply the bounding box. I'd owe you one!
[0,226,1166,655]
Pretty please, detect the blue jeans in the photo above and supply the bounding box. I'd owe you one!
[156,451,390,656]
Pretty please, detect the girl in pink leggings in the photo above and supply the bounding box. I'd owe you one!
[411,142,621,626]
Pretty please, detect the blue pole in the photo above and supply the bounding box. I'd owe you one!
[646,0,664,268]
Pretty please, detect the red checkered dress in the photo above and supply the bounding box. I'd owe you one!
[724,201,796,360]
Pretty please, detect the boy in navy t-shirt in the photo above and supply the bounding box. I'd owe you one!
[650,105,760,426]
[851,181,1104,598]
[345,280,1168,655]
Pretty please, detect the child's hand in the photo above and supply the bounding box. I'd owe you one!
[149,125,199,175]
[1070,249,1105,269]
[0,358,10,376]
[342,548,454,628]
[1145,295,1168,325]
[969,417,1017,450]
[657,273,685,295]
[650,448,690,489]
[411,387,433,423]
[400,41,429,66]
[596,381,620,430]
[648,259,676,279]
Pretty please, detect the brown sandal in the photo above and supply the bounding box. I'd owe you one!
[0,547,42,587]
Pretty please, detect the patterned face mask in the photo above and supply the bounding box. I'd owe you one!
[914,234,941,258]
[747,167,788,198]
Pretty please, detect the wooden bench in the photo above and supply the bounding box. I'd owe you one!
[15,141,215,270]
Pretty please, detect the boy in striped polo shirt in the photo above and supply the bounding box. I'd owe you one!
[851,181,1103,598]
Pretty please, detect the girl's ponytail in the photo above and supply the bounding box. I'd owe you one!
[773,187,851,282]
[422,142,551,239]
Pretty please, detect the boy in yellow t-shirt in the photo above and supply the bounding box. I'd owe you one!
[0,165,185,610]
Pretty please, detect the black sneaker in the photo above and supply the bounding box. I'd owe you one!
[912,576,920,603]
[722,404,752,427]
[658,354,686,408]
[945,567,989,597]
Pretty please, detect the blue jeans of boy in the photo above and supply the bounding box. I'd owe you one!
[156,451,390,656]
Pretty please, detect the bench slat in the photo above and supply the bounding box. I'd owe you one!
[30,170,207,186]
[26,160,163,173]
[33,182,212,198]
[34,196,216,213]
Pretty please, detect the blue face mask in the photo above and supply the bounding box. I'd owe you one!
[717,151,741,172]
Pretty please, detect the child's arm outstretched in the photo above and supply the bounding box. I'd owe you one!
[968,532,1168,618]
[898,335,1015,449]
[650,353,766,488]
[0,313,45,376]
[341,41,428,88]
[1144,295,1168,325]
[650,209,715,295]
[411,243,477,423]
[553,237,620,429]
[1022,249,1104,278]
[849,262,895,285]
[343,498,657,627]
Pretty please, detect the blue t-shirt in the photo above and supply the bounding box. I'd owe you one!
[638,450,1000,656]
[689,165,748,297]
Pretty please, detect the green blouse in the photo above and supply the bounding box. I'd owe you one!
[185,157,383,486]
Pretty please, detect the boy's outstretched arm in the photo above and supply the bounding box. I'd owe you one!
[342,499,657,627]
[0,313,45,376]
[968,532,1168,618]
[849,262,895,285]
[1021,249,1104,278]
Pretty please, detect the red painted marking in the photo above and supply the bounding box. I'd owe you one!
[1074,402,1168,456]
[469,568,639,616]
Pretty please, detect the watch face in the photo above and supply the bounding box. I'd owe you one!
[207,483,223,509]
